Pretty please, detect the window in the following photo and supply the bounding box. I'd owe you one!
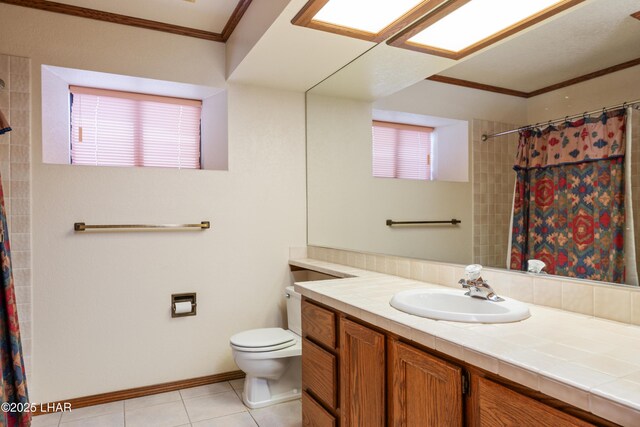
[372,120,433,180]
[70,86,202,169]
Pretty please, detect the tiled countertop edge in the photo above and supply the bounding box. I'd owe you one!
[290,258,640,427]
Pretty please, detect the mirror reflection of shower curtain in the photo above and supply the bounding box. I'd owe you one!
[509,108,636,285]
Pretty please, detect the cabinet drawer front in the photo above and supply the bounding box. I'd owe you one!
[478,377,594,427]
[302,299,336,349]
[302,338,337,410]
[303,391,336,427]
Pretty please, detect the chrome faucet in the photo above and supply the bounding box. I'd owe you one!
[458,277,504,302]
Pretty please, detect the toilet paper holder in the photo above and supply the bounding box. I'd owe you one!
[171,292,197,318]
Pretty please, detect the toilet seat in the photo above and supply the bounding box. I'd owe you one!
[230,327,296,353]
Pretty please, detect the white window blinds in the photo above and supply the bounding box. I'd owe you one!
[372,121,433,180]
[70,86,202,169]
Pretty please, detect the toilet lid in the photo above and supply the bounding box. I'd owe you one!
[230,327,296,350]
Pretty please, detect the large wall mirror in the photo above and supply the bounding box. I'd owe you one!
[306,0,640,288]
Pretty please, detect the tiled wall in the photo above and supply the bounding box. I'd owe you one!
[305,246,640,326]
[0,54,32,377]
[472,119,519,268]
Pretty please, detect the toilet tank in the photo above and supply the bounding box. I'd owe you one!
[285,286,302,335]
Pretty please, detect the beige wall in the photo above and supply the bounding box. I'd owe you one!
[307,93,474,262]
[307,81,527,263]
[375,81,528,264]
[0,4,306,402]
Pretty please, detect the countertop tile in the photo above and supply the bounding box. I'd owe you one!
[539,377,590,411]
[498,360,540,390]
[592,379,640,411]
[543,362,617,391]
[590,394,640,426]
[572,354,640,378]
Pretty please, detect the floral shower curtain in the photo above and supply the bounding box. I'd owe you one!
[510,109,628,283]
[0,175,30,426]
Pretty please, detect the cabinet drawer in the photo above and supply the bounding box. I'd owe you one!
[302,338,337,410]
[302,391,336,427]
[302,299,336,349]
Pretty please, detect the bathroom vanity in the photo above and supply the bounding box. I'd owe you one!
[292,259,640,426]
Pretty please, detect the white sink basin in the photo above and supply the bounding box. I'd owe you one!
[390,288,530,323]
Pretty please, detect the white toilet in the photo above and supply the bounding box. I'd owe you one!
[229,286,302,409]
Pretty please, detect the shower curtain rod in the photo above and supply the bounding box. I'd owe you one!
[481,99,640,142]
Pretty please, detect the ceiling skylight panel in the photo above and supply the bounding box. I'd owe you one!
[313,0,426,33]
[292,0,445,42]
[389,0,583,59]
[408,0,563,52]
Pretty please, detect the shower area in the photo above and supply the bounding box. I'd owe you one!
[472,103,640,285]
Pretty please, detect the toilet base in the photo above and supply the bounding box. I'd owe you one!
[241,356,301,409]
[241,379,301,409]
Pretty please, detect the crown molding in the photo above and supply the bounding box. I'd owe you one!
[221,0,252,41]
[0,0,253,43]
[428,57,640,99]
[426,75,529,98]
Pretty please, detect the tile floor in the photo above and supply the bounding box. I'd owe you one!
[31,379,302,427]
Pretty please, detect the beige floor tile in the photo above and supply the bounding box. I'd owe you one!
[192,412,258,427]
[125,400,189,427]
[60,412,124,427]
[31,411,62,427]
[183,391,247,423]
[230,379,244,401]
[249,400,301,427]
[229,378,245,391]
[60,401,123,423]
[179,382,232,400]
[125,391,181,411]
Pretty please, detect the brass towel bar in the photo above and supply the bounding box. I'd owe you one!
[74,221,210,232]
[386,219,461,226]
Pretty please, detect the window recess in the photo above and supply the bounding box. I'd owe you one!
[372,120,434,180]
[69,86,202,169]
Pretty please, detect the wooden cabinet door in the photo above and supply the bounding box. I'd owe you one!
[339,318,386,427]
[389,340,463,427]
[477,377,594,427]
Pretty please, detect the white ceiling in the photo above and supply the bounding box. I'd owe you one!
[53,0,240,33]
[437,0,640,93]
[53,0,640,98]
